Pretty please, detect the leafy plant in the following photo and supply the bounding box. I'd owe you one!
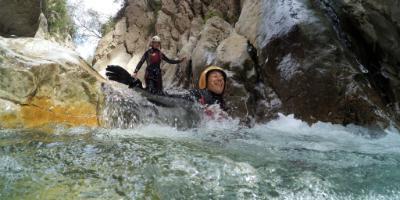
[42,0,75,38]
[148,0,162,12]
[147,0,162,36]
[101,17,116,36]
[204,10,221,22]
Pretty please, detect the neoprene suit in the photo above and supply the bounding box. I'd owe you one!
[168,89,226,111]
[134,48,181,94]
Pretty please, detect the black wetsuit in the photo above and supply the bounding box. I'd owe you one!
[169,89,226,111]
[134,48,181,94]
[191,89,226,110]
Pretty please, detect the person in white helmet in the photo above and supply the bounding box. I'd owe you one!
[132,36,185,95]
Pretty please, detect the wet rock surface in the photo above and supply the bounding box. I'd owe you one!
[0,37,105,129]
[316,0,400,124]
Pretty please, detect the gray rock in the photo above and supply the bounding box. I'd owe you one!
[0,0,41,37]
[0,37,105,129]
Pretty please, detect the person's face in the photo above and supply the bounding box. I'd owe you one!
[207,71,225,95]
[152,42,161,49]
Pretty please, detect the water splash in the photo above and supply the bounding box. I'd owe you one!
[1,114,399,199]
[100,84,202,129]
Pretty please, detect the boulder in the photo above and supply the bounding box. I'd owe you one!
[191,16,233,80]
[0,0,41,37]
[253,0,395,126]
[0,37,105,129]
[318,0,400,123]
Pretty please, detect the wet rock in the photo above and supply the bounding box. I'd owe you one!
[0,37,105,129]
[256,0,394,126]
[317,0,400,123]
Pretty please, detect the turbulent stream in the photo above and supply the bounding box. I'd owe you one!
[1,113,400,199]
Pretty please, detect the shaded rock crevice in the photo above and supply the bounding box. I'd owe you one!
[315,0,400,123]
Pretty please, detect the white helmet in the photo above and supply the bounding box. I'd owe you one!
[151,35,161,43]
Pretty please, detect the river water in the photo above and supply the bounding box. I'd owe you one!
[1,114,400,199]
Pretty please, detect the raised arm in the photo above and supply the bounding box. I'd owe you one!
[162,53,183,64]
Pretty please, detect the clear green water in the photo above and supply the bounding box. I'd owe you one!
[1,115,400,200]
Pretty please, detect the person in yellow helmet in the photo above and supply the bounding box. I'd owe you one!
[189,66,227,110]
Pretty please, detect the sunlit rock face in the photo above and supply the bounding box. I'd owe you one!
[0,0,42,37]
[95,0,399,127]
[0,37,105,129]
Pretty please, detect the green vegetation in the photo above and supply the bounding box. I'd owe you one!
[42,0,75,38]
[147,0,162,36]
[0,49,5,63]
[148,0,162,12]
[147,19,157,36]
[204,10,222,22]
[204,9,238,25]
[227,13,240,24]
[101,17,116,36]
[101,1,126,36]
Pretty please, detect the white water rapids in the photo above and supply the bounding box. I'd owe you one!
[1,113,399,199]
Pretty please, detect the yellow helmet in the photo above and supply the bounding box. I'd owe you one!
[198,66,227,89]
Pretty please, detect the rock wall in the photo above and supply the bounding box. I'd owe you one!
[0,0,42,37]
[0,37,105,129]
[318,0,400,123]
[0,0,75,47]
[94,0,400,127]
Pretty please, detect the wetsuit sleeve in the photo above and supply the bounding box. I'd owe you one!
[166,89,201,102]
[161,53,182,64]
[134,51,148,73]
[189,89,202,101]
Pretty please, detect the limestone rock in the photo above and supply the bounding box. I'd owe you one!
[93,0,155,80]
[35,13,49,39]
[191,16,232,79]
[0,0,41,37]
[0,37,105,129]
[235,0,262,46]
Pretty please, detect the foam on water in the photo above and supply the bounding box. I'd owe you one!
[92,113,400,156]
[1,114,399,199]
[252,113,400,154]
